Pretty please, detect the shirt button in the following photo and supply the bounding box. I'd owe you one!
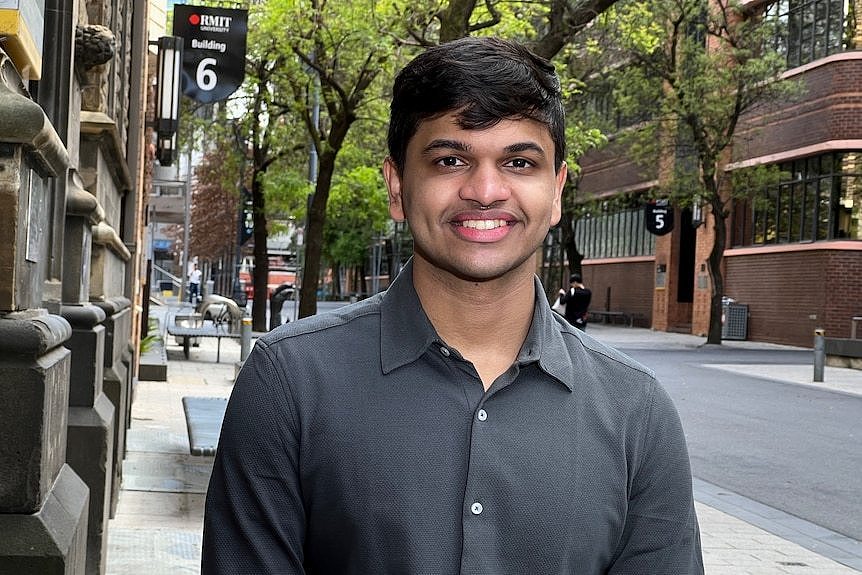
[477,409,487,421]
[470,502,483,515]
[440,346,450,357]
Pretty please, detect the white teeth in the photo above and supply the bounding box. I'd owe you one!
[461,219,506,230]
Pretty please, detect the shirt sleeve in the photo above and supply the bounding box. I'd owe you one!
[201,341,306,574]
[607,382,704,574]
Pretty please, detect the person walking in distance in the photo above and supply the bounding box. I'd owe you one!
[201,36,703,575]
[560,272,592,330]
[188,263,202,304]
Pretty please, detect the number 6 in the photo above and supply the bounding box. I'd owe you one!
[197,58,218,91]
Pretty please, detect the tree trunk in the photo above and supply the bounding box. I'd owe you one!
[299,148,337,318]
[705,185,727,345]
[251,174,269,332]
[438,0,478,42]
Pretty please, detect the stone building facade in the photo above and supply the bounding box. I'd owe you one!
[0,0,150,573]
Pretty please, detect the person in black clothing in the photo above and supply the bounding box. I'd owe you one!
[559,272,591,330]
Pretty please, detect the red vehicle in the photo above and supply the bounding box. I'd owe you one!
[239,267,296,301]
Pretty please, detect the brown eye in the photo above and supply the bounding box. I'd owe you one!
[505,158,533,169]
[438,156,464,167]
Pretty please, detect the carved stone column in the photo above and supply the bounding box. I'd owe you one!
[93,296,132,518]
[0,50,88,574]
[62,169,116,575]
[60,304,114,575]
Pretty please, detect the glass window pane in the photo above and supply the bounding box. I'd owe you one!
[839,174,862,239]
[817,178,830,239]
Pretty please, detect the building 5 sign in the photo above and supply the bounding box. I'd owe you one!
[644,200,674,236]
[173,5,247,103]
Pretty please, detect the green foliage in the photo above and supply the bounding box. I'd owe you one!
[606,0,799,203]
[323,165,390,268]
[140,319,162,354]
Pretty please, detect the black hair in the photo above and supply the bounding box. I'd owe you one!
[570,273,582,283]
[387,36,566,173]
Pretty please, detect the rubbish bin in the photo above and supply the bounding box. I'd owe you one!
[722,300,748,340]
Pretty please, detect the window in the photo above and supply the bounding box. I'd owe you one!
[734,152,862,245]
[765,0,851,68]
[575,195,656,259]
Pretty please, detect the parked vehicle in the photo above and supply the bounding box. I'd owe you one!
[239,267,297,301]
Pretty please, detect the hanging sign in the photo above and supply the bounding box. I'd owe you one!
[172,5,247,103]
[645,199,674,236]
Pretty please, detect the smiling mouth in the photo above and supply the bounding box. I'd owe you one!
[457,219,509,230]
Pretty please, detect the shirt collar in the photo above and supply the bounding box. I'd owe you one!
[380,259,577,391]
[380,260,440,374]
[525,278,577,392]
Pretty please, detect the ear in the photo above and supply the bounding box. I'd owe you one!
[383,157,406,222]
[550,161,567,227]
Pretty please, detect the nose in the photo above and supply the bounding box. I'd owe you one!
[459,163,511,207]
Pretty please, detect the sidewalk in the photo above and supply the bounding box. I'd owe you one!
[107,323,862,574]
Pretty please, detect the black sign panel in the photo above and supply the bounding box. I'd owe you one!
[239,187,254,245]
[645,200,674,236]
[173,5,247,103]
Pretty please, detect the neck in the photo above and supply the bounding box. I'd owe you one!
[411,257,537,389]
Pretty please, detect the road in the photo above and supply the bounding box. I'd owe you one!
[617,343,862,542]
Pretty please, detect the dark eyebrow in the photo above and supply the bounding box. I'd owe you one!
[504,142,547,157]
[422,139,546,157]
[422,139,472,155]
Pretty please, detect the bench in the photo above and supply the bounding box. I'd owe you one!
[166,322,241,362]
[589,310,634,327]
[181,396,228,456]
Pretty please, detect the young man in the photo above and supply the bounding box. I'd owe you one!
[202,36,703,574]
[188,263,202,304]
[560,272,592,330]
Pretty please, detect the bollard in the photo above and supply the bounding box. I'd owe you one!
[240,317,252,362]
[813,328,825,382]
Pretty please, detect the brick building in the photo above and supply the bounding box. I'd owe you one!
[569,0,862,347]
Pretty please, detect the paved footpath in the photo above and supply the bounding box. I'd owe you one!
[107,323,861,574]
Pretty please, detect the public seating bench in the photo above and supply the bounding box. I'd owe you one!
[182,396,228,456]
[166,321,241,362]
[589,310,634,327]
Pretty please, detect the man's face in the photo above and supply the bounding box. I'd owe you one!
[384,113,566,284]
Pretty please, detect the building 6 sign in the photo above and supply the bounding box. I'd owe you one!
[644,200,674,236]
[173,5,247,103]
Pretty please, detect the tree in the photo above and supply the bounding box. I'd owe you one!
[609,0,797,343]
[191,138,245,294]
[322,165,390,297]
[217,6,310,332]
[260,0,400,318]
[396,0,621,58]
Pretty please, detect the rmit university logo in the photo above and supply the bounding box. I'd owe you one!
[188,13,233,33]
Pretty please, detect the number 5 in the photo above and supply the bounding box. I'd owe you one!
[655,213,665,229]
[197,58,218,91]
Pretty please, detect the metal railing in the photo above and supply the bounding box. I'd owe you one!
[153,263,184,298]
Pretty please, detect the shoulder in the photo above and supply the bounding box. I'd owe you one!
[551,315,659,404]
[258,295,383,350]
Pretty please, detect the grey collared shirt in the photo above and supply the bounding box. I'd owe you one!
[202,261,703,574]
